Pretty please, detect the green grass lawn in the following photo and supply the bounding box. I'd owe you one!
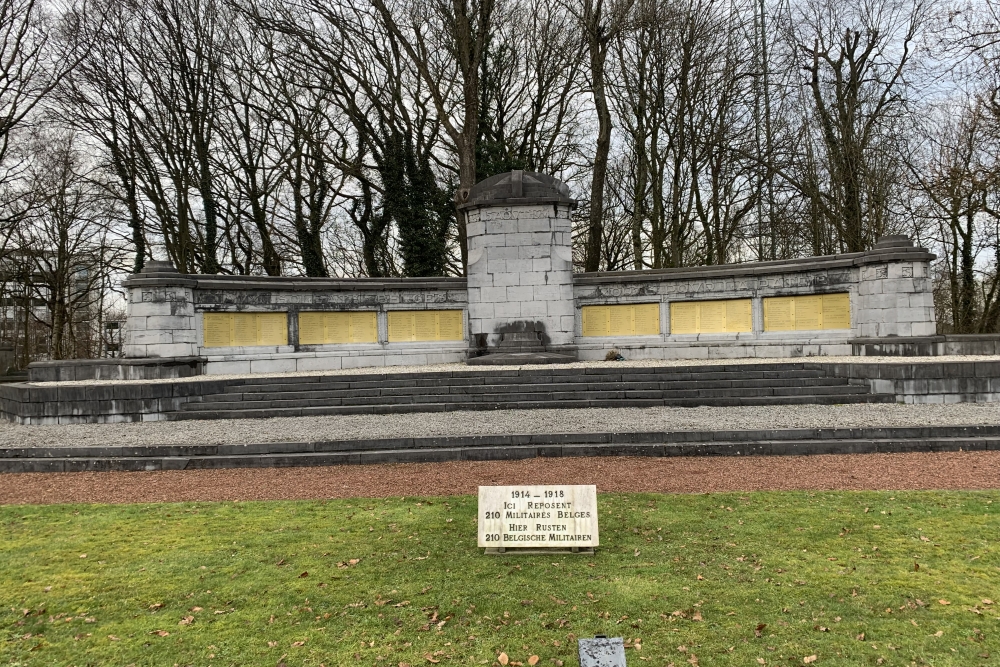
[2,491,999,667]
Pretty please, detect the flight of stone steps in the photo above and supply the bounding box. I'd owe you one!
[170,362,893,421]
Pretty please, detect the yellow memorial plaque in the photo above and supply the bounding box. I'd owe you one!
[608,306,633,336]
[580,304,660,336]
[633,303,661,335]
[203,313,234,347]
[763,293,850,331]
[203,312,288,347]
[726,299,753,332]
[351,311,378,342]
[413,311,439,341]
[327,312,351,343]
[438,310,464,341]
[669,299,752,334]
[698,301,728,333]
[387,310,464,342]
[257,313,288,345]
[233,314,258,346]
[298,312,326,345]
[794,296,823,330]
[388,311,414,342]
[581,306,611,337]
[764,297,795,331]
[821,293,851,329]
[299,311,378,345]
[669,302,699,334]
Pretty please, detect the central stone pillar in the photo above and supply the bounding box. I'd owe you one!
[461,171,578,364]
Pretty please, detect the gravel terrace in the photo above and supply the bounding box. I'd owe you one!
[3,403,1000,447]
[26,354,1000,386]
[2,451,999,504]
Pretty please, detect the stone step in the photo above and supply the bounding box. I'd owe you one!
[223,369,832,393]
[224,363,823,387]
[202,377,854,403]
[172,393,893,420]
[4,424,996,472]
[187,384,871,412]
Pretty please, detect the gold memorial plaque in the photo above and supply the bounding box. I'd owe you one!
[387,310,464,342]
[203,313,235,347]
[821,293,851,329]
[437,310,464,341]
[669,299,752,334]
[298,311,377,345]
[725,299,753,332]
[413,311,439,341]
[580,304,660,337]
[764,297,795,331]
[794,296,823,330]
[763,293,850,331]
[608,306,632,336]
[203,312,288,347]
[257,313,288,345]
[581,306,611,337]
[633,303,661,335]
[233,314,258,346]
[698,301,727,333]
[298,312,326,345]
[669,302,699,334]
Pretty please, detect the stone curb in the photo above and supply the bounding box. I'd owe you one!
[3,425,999,473]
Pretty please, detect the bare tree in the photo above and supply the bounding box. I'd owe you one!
[571,0,635,272]
[787,0,926,253]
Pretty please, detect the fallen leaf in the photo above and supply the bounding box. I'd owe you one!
[692,612,703,621]
[292,640,305,647]
[268,641,278,647]
[424,654,440,664]
[150,630,169,637]
[933,631,943,637]
[299,572,308,578]
[498,652,509,665]
[80,554,87,559]
[939,600,950,605]
[191,607,203,612]
[107,635,120,641]
[179,616,194,626]
[755,624,766,638]
[983,599,994,605]
[349,559,360,565]
[803,656,817,664]
[528,656,539,666]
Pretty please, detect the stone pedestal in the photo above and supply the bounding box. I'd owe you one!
[121,261,198,358]
[461,171,577,361]
[854,235,937,338]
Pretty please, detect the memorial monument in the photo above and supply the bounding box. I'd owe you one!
[23,170,954,381]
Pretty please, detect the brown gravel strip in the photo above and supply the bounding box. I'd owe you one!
[2,451,999,505]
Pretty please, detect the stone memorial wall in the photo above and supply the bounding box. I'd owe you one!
[573,235,935,360]
[107,172,940,377]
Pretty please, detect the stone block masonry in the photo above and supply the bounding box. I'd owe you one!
[573,235,940,361]
[25,172,955,381]
[461,171,577,357]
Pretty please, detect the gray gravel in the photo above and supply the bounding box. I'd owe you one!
[27,354,1000,386]
[3,403,1000,448]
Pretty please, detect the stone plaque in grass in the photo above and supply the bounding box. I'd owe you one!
[478,485,598,553]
